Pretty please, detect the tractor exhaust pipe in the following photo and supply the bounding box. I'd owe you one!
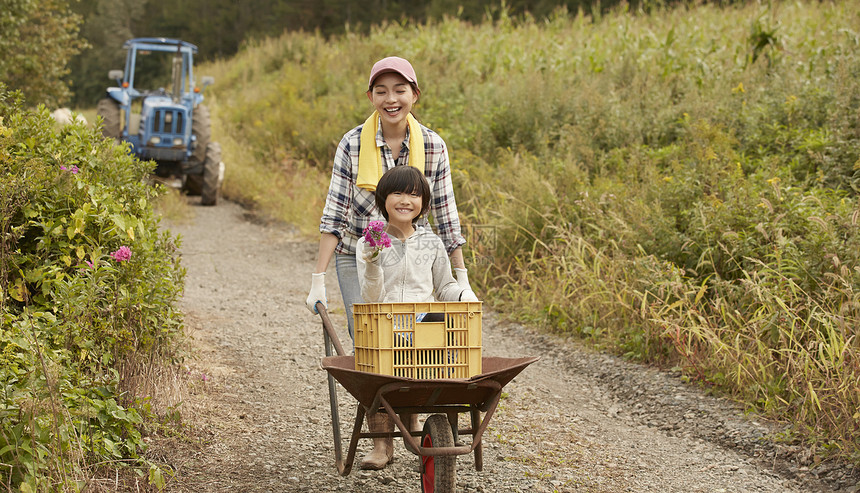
[171,44,182,103]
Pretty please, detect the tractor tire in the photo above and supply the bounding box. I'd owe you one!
[200,142,223,206]
[420,414,456,493]
[191,104,211,163]
[184,173,202,196]
[97,98,121,140]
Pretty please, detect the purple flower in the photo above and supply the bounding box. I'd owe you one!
[363,221,391,257]
[60,165,79,174]
[110,246,132,262]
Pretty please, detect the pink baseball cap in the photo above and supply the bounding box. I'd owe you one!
[368,56,419,91]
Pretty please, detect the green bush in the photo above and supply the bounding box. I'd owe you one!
[0,88,183,489]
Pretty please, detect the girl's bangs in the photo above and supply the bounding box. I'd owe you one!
[393,172,425,196]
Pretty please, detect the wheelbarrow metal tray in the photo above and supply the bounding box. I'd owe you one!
[321,355,539,409]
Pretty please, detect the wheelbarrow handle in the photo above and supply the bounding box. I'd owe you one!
[317,301,354,475]
[316,302,346,357]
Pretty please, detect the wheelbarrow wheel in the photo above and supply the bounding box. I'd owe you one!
[420,414,455,493]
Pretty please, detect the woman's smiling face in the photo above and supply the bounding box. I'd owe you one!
[367,72,418,128]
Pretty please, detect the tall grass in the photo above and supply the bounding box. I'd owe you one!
[200,1,860,462]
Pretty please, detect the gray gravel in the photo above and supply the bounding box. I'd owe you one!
[151,199,859,492]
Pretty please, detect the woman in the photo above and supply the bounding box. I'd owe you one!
[305,56,475,470]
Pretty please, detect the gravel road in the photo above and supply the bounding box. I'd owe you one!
[151,199,859,493]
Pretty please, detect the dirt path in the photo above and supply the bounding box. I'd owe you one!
[152,199,858,492]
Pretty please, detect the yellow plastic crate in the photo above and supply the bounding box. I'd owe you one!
[353,302,482,379]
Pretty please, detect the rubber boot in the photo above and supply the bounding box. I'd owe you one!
[401,413,420,433]
[360,413,394,470]
[400,413,421,454]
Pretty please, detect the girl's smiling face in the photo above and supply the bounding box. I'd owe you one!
[367,72,418,128]
[374,165,431,240]
[384,190,423,229]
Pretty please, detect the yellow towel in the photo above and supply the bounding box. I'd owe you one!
[356,111,425,191]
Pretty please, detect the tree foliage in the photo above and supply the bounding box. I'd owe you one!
[67,0,145,108]
[0,0,87,107]
[67,0,625,106]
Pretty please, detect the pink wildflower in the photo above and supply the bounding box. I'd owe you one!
[363,221,391,258]
[110,246,132,262]
[78,259,95,273]
[59,165,79,174]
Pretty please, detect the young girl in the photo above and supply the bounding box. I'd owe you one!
[355,165,478,469]
[356,165,478,304]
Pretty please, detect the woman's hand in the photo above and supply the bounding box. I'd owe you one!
[460,289,479,302]
[453,268,472,290]
[306,272,327,314]
[454,268,478,301]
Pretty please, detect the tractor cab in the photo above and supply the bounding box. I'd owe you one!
[98,38,222,205]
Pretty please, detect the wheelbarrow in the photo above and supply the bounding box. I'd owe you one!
[316,302,539,492]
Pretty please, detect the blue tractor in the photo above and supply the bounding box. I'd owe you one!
[98,38,223,205]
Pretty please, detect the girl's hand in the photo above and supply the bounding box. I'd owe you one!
[363,221,392,261]
[362,246,380,264]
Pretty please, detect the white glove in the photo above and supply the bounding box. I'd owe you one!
[453,268,472,290]
[362,246,380,264]
[454,268,478,301]
[460,289,479,302]
[306,272,327,314]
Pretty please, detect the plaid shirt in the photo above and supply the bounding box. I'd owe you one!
[320,120,466,256]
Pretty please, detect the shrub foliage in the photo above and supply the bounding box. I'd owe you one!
[0,88,183,489]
